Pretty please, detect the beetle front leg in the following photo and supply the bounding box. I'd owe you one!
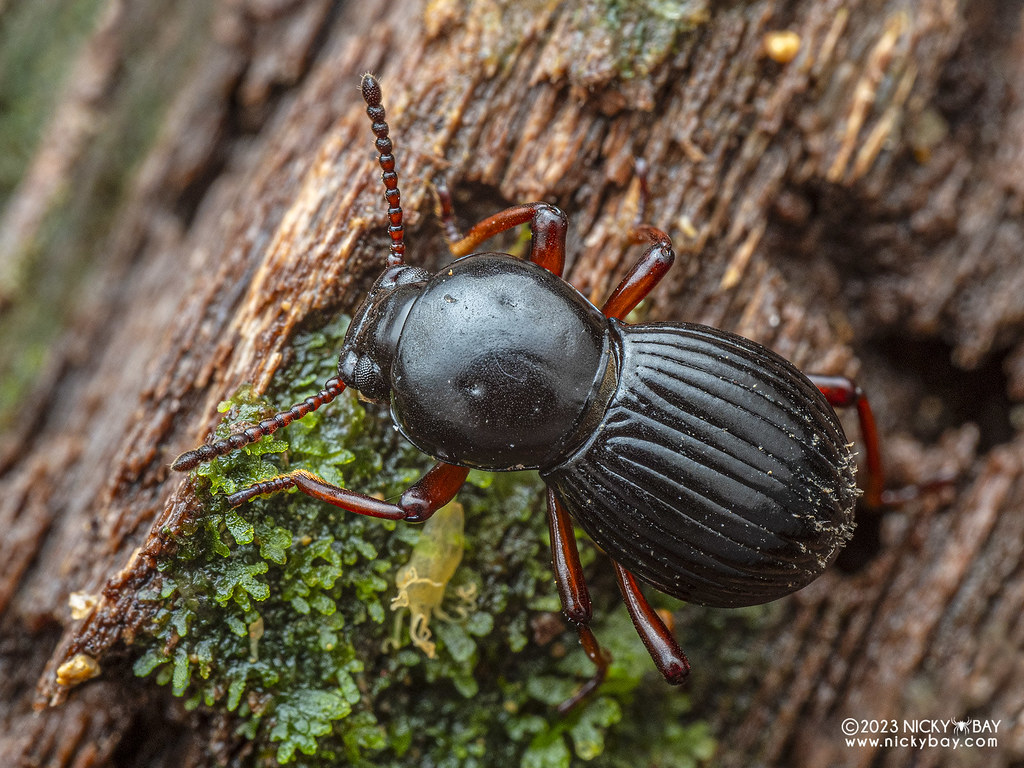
[227,461,470,522]
[545,489,611,714]
[445,201,568,277]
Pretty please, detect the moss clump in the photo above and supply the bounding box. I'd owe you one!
[135,314,716,766]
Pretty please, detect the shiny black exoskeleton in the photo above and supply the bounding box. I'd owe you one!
[173,74,874,710]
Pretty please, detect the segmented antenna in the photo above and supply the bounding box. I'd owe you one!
[361,73,405,266]
[170,377,345,471]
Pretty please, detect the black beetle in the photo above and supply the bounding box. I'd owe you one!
[173,74,881,710]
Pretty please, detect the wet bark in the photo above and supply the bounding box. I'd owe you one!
[1,0,1022,765]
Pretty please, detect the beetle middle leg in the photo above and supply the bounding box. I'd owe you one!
[600,226,675,320]
[226,460,470,522]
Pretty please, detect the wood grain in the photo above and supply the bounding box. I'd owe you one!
[1,0,1021,764]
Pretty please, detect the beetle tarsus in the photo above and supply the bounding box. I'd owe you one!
[433,175,465,246]
[557,624,610,715]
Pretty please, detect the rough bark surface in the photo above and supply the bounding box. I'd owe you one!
[1,0,1022,766]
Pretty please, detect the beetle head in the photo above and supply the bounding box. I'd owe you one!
[337,264,429,403]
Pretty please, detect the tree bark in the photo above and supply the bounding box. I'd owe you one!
[1,0,1022,766]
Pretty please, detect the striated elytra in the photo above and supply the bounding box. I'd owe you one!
[173,74,872,711]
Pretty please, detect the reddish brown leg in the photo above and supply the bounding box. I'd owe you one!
[545,489,610,714]
[612,562,690,685]
[172,377,346,471]
[601,227,675,320]
[807,374,885,508]
[434,177,465,245]
[564,626,609,715]
[633,158,653,222]
[446,202,567,277]
[226,461,470,521]
[547,490,592,621]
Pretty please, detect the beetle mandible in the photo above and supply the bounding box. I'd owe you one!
[173,74,882,711]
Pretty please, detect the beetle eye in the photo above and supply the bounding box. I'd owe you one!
[354,356,386,401]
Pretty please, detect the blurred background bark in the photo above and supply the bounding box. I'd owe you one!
[1,0,1022,765]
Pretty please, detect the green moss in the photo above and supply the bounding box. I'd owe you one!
[135,313,718,766]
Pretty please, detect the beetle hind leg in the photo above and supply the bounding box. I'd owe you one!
[809,373,957,517]
[807,374,885,508]
[612,561,690,685]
